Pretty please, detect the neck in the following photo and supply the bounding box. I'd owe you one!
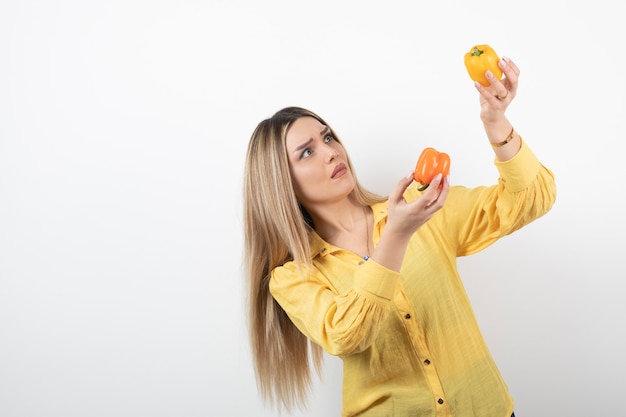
[307,198,372,259]
[308,198,361,236]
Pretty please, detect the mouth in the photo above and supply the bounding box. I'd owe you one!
[331,163,347,179]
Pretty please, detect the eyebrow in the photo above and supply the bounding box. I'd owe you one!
[292,126,330,154]
[293,138,313,154]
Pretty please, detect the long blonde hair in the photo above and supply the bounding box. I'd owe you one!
[243,107,385,411]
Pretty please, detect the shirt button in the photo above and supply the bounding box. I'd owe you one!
[404,313,411,319]
[321,248,327,253]
[424,359,431,365]
[438,398,444,405]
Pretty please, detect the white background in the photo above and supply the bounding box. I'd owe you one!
[1,1,624,416]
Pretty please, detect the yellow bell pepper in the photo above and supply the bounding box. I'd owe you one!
[464,44,502,87]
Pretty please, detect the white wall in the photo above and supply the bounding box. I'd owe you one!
[1,1,624,416]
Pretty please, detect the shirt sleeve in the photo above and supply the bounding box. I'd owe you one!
[404,139,557,256]
[269,258,400,356]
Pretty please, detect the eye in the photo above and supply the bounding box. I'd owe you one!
[324,134,333,143]
[300,148,312,159]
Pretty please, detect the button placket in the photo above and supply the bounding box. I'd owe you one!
[394,287,447,412]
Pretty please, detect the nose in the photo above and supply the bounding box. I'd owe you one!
[327,149,339,162]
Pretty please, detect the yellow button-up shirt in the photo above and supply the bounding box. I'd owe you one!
[270,141,556,417]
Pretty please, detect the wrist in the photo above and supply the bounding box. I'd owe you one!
[374,231,411,272]
[482,119,513,145]
[481,116,509,130]
[479,110,507,125]
[490,127,516,148]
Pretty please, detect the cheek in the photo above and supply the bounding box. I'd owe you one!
[290,165,325,199]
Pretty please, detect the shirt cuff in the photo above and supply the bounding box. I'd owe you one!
[494,139,543,192]
[353,260,399,302]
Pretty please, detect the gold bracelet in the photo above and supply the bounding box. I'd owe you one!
[491,127,515,148]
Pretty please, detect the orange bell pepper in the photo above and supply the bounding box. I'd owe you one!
[414,147,450,191]
[464,44,502,87]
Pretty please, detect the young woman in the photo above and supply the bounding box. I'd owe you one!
[243,56,556,417]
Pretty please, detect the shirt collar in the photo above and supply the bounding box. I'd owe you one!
[309,201,389,259]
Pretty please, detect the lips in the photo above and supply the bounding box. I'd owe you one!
[331,163,347,179]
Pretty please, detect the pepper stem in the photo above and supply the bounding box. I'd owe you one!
[417,183,429,191]
[471,47,484,57]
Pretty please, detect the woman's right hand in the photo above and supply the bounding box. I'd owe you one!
[370,172,449,272]
[387,171,450,238]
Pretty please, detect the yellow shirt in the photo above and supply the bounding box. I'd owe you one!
[270,141,556,417]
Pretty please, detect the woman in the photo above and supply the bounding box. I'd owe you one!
[243,56,556,416]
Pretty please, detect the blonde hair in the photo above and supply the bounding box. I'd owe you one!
[243,107,385,411]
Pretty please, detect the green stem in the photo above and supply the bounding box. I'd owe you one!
[471,47,484,57]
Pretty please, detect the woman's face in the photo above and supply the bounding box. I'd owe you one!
[285,116,355,208]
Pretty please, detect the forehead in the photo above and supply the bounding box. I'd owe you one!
[285,116,327,148]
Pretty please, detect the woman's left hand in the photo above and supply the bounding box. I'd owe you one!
[474,56,521,124]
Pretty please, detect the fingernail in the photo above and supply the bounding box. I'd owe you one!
[486,70,495,79]
[499,58,507,69]
[406,171,414,179]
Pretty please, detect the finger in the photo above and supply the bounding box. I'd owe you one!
[485,70,506,93]
[436,175,451,204]
[423,175,450,211]
[473,68,511,104]
[500,56,520,78]
[389,171,414,204]
[474,79,505,104]
[420,174,445,206]
[489,75,510,101]
[499,57,519,95]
